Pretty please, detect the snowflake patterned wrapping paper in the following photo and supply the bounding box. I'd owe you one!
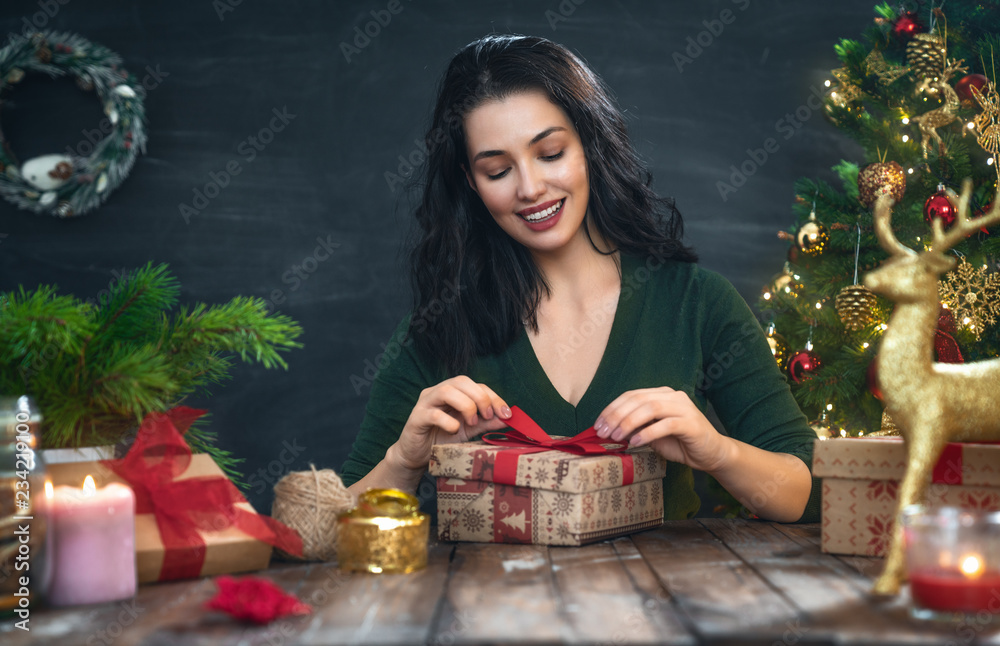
[429,440,667,545]
[813,438,1000,557]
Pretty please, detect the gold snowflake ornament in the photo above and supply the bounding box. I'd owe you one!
[939,258,1000,340]
[829,67,863,107]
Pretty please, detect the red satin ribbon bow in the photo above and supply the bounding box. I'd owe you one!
[103,407,304,581]
[481,406,635,486]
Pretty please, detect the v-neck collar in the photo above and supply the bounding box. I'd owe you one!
[506,253,646,435]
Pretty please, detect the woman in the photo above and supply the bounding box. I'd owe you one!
[342,35,819,523]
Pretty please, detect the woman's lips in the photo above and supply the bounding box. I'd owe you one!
[517,198,565,222]
[519,198,565,231]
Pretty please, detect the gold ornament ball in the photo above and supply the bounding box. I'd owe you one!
[763,266,800,300]
[811,415,835,439]
[858,161,906,208]
[766,329,789,370]
[835,284,878,330]
[797,218,829,256]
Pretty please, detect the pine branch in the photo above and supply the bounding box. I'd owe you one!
[0,265,304,479]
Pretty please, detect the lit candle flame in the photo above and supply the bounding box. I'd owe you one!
[82,475,97,497]
[960,554,985,579]
[45,480,53,499]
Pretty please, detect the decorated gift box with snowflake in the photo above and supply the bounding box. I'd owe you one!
[428,408,667,546]
[758,2,1000,438]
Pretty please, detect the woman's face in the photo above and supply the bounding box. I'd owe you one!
[463,89,590,256]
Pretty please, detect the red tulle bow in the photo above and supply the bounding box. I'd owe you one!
[205,575,311,624]
[103,407,304,581]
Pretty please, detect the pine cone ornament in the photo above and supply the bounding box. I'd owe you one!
[835,284,877,330]
[857,161,906,208]
[905,33,946,81]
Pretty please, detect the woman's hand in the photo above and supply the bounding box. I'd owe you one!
[593,387,734,474]
[388,376,512,475]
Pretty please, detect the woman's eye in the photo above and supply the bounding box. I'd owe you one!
[486,168,510,180]
[541,151,564,162]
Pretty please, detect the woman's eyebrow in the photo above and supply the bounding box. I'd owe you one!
[472,126,567,162]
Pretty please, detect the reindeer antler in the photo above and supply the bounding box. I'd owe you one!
[873,193,915,257]
[931,180,1000,254]
[940,57,968,82]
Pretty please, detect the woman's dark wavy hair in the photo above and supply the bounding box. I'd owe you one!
[409,34,697,374]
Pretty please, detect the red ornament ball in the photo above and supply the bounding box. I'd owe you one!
[787,350,821,384]
[891,12,925,41]
[955,74,989,104]
[924,190,957,229]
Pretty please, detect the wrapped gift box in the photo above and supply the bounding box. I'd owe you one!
[813,437,1000,556]
[47,454,273,583]
[429,439,667,546]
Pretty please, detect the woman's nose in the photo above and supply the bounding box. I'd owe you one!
[516,166,545,203]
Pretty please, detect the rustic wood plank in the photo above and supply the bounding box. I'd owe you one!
[291,540,453,645]
[101,564,313,646]
[630,519,802,642]
[2,577,221,646]
[431,542,573,644]
[700,518,957,645]
[833,554,887,579]
[772,521,821,547]
[546,538,695,645]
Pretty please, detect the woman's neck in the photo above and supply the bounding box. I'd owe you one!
[531,226,619,301]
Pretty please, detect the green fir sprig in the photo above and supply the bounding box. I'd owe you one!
[0,263,303,481]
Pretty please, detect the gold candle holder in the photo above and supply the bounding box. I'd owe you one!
[336,488,428,574]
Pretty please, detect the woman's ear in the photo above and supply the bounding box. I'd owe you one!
[462,164,479,195]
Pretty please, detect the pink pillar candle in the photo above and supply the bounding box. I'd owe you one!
[46,476,137,606]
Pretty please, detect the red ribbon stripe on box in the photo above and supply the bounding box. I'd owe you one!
[103,407,304,581]
[481,406,635,487]
[931,442,1000,486]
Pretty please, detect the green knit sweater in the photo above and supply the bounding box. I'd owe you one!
[342,253,821,523]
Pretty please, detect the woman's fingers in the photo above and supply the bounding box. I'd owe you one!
[596,388,682,441]
[418,377,512,434]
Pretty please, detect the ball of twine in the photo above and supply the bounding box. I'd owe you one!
[272,464,356,561]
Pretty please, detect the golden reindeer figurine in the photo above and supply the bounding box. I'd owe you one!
[863,180,1000,595]
[910,57,967,159]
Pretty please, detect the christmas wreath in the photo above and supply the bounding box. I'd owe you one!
[0,31,147,217]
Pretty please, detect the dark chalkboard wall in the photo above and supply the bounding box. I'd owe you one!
[0,0,873,513]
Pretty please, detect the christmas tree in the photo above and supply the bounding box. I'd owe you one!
[760,2,1000,437]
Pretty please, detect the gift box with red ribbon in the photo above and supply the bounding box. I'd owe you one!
[813,437,1000,557]
[47,407,303,583]
[428,407,667,545]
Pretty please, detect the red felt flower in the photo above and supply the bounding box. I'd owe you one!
[205,576,311,624]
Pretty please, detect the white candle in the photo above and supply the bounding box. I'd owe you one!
[46,476,137,606]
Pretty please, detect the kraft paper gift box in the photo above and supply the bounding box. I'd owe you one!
[44,406,302,583]
[429,407,668,546]
[47,454,274,584]
[812,437,1000,557]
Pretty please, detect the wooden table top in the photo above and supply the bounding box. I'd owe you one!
[5,519,1000,645]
